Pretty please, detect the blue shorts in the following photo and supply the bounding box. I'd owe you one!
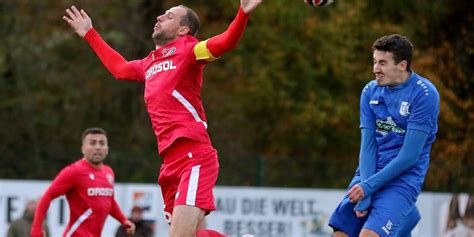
[328,181,417,236]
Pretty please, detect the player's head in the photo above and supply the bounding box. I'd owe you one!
[372,34,414,86]
[178,5,200,37]
[152,5,200,46]
[81,127,109,166]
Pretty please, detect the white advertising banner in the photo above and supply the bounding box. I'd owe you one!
[0,179,472,237]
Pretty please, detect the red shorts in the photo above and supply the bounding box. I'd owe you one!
[158,138,219,223]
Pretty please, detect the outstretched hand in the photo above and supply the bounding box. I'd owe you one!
[62,6,93,38]
[241,0,263,14]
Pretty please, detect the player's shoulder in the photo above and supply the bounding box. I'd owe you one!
[172,35,199,50]
[362,80,378,94]
[57,160,82,176]
[102,164,115,174]
[409,72,440,100]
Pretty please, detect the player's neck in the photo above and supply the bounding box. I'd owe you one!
[83,158,103,169]
[155,37,181,50]
[390,71,411,87]
[398,71,411,85]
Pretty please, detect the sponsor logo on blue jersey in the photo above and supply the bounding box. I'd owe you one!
[376,116,405,135]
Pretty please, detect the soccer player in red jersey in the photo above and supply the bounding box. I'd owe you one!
[30,128,135,237]
[62,1,262,236]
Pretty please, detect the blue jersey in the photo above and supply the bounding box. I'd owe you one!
[359,72,439,196]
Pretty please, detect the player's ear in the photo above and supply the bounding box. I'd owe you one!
[178,26,190,36]
[399,60,408,71]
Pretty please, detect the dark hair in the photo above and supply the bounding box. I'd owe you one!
[179,5,200,37]
[81,127,107,142]
[372,34,413,72]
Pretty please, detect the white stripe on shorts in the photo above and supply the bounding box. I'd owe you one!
[66,208,93,237]
[172,90,208,129]
[186,165,201,206]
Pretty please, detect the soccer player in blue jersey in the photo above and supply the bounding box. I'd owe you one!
[328,34,440,237]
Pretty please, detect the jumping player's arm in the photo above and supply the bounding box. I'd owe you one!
[63,6,144,81]
[31,167,78,237]
[193,0,262,62]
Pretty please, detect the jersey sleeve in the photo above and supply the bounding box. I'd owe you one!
[406,87,440,133]
[193,7,250,62]
[110,198,128,225]
[359,82,376,130]
[84,28,145,81]
[354,128,377,212]
[31,166,78,236]
[107,168,128,225]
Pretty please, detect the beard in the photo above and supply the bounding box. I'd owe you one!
[152,30,177,46]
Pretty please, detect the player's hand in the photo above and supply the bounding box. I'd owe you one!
[62,6,93,38]
[124,219,136,235]
[241,0,263,14]
[347,184,365,203]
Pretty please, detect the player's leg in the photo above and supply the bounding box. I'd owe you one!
[169,205,205,237]
[172,147,222,236]
[395,206,420,237]
[198,216,207,229]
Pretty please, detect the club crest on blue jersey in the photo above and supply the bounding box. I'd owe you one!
[376,116,405,136]
[399,101,410,116]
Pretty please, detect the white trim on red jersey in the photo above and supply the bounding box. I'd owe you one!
[66,208,93,237]
[186,165,201,206]
[172,90,208,128]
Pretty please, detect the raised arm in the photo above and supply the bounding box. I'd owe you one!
[62,6,144,81]
[195,0,262,61]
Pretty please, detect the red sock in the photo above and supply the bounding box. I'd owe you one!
[196,229,228,237]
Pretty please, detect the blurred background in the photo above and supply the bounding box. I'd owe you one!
[0,0,472,192]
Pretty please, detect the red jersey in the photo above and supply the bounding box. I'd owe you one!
[133,35,212,153]
[84,8,250,154]
[31,159,127,237]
